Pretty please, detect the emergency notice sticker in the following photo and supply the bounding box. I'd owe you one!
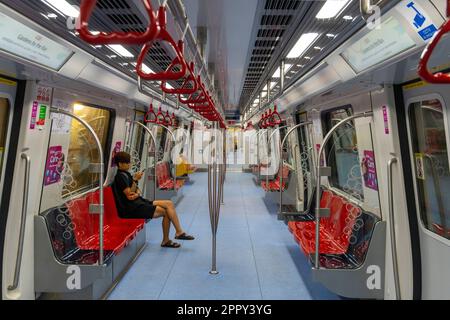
[415,153,425,180]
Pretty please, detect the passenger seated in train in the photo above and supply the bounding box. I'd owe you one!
[176,151,197,176]
[112,152,195,248]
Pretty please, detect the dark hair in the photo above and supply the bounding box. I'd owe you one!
[114,151,131,165]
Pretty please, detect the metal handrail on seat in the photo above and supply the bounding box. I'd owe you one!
[50,107,107,266]
[132,121,158,202]
[278,122,313,217]
[314,112,373,269]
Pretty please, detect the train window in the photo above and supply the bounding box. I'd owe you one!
[64,104,112,196]
[296,112,314,205]
[0,98,10,183]
[324,107,364,200]
[409,99,450,239]
[127,111,145,173]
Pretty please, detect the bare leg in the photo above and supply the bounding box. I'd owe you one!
[153,200,184,236]
[162,213,171,243]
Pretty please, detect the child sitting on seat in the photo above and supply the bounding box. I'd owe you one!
[112,152,194,248]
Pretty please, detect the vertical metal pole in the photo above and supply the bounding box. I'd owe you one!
[280,60,286,93]
[267,80,271,103]
[221,129,225,205]
[277,123,311,216]
[210,122,219,275]
[388,157,401,300]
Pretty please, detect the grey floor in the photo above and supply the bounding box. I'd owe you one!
[108,172,340,300]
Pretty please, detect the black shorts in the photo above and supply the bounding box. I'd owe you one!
[119,198,156,220]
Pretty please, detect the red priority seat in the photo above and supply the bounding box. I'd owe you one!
[260,165,289,192]
[290,190,333,235]
[293,192,360,255]
[67,188,145,255]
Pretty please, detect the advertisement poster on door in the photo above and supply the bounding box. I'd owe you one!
[111,142,122,167]
[362,150,378,191]
[44,146,64,186]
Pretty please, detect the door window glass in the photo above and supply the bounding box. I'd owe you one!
[410,99,450,239]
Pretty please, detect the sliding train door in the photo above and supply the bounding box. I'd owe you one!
[402,83,450,299]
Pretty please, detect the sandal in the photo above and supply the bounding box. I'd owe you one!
[175,233,195,240]
[161,240,181,248]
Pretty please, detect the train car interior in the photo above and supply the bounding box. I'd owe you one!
[0,0,449,302]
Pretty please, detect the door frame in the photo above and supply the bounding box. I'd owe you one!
[0,77,26,299]
[404,93,450,245]
[393,84,422,300]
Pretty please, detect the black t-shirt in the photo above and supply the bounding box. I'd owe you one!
[112,170,144,213]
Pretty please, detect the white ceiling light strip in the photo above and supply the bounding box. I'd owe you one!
[316,0,352,19]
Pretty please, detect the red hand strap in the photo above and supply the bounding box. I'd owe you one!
[137,7,187,81]
[144,104,157,123]
[161,62,198,95]
[418,1,450,83]
[269,106,282,127]
[77,0,158,45]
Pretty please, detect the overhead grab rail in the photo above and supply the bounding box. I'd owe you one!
[8,153,31,291]
[418,0,450,83]
[77,0,158,45]
[77,0,225,127]
[278,122,313,219]
[137,6,187,81]
[360,0,390,20]
[314,112,373,269]
[50,107,107,266]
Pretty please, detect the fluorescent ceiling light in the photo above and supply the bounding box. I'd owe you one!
[272,67,281,78]
[42,0,79,18]
[270,81,278,89]
[272,63,293,78]
[107,45,134,58]
[132,62,154,74]
[285,63,293,72]
[286,33,320,59]
[261,92,267,98]
[316,0,351,19]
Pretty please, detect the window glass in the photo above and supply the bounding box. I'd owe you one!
[127,111,145,174]
[324,107,364,199]
[64,104,111,196]
[296,112,314,205]
[410,99,450,239]
[0,98,10,184]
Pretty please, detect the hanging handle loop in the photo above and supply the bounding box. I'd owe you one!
[418,1,450,83]
[137,7,187,81]
[77,0,158,45]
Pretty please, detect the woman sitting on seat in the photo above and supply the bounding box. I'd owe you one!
[112,152,194,248]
